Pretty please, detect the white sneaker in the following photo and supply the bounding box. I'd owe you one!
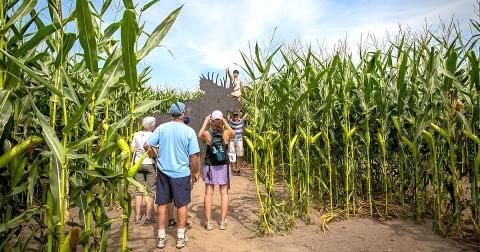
[204,220,213,231]
[219,220,227,230]
[156,236,167,249]
[176,235,188,249]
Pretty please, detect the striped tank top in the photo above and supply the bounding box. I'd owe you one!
[228,118,245,140]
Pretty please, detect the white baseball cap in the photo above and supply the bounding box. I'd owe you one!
[211,110,223,120]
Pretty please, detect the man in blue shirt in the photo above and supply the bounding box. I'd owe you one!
[144,102,200,249]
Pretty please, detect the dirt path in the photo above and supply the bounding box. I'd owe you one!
[108,169,475,251]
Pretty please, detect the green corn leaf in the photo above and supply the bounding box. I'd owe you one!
[15,14,76,57]
[141,0,161,12]
[0,208,41,233]
[60,228,75,252]
[77,0,99,76]
[67,135,100,151]
[121,9,138,91]
[96,55,123,105]
[137,5,182,60]
[0,90,12,137]
[133,100,164,116]
[101,22,121,43]
[61,68,81,107]
[62,51,116,133]
[0,0,38,34]
[240,51,256,80]
[99,225,111,252]
[127,177,147,194]
[0,49,63,97]
[101,0,113,15]
[32,103,64,165]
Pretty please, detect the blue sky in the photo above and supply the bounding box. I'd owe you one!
[39,0,475,91]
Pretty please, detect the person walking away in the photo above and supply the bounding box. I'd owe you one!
[131,116,156,224]
[144,102,201,249]
[198,110,235,231]
[166,115,193,229]
[228,112,247,175]
[226,68,244,101]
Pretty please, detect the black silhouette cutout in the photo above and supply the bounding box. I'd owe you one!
[150,72,242,135]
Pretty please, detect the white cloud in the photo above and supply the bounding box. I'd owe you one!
[136,0,475,90]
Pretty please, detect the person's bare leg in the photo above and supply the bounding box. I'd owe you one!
[204,184,214,221]
[156,204,168,248]
[157,204,168,230]
[237,156,243,172]
[232,161,237,173]
[220,184,229,222]
[146,197,154,218]
[135,195,143,219]
[176,205,187,229]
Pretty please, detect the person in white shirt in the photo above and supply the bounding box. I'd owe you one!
[226,68,244,101]
[131,116,156,224]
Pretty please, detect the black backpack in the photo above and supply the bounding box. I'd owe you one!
[208,130,228,165]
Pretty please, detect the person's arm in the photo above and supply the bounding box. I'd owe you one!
[144,128,159,158]
[198,115,211,143]
[242,113,248,122]
[226,68,233,84]
[189,153,201,184]
[222,118,235,141]
[188,129,201,184]
[143,143,157,159]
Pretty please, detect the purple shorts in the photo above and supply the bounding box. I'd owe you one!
[202,164,230,185]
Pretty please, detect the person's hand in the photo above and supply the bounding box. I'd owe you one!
[192,172,200,185]
[226,68,230,72]
[204,115,211,123]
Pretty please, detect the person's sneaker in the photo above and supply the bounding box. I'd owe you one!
[167,219,177,229]
[144,216,156,225]
[176,235,188,249]
[204,220,213,231]
[219,220,227,230]
[186,220,193,229]
[156,236,167,249]
[134,215,142,224]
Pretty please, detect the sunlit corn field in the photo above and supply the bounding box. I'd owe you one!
[0,0,195,251]
[241,18,479,241]
[1,0,480,251]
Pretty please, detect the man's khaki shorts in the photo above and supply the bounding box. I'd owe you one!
[229,138,244,157]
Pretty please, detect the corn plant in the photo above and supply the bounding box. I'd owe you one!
[241,16,480,241]
[0,0,183,251]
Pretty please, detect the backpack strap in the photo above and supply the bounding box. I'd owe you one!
[227,163,231,189]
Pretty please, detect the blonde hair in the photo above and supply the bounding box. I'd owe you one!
[210,119,223,133]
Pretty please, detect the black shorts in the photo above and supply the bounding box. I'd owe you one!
[155,170,191,208]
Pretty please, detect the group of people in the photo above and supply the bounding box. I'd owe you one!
[130,69,246,249]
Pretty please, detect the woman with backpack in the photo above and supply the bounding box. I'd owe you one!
[198,110,235,231]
